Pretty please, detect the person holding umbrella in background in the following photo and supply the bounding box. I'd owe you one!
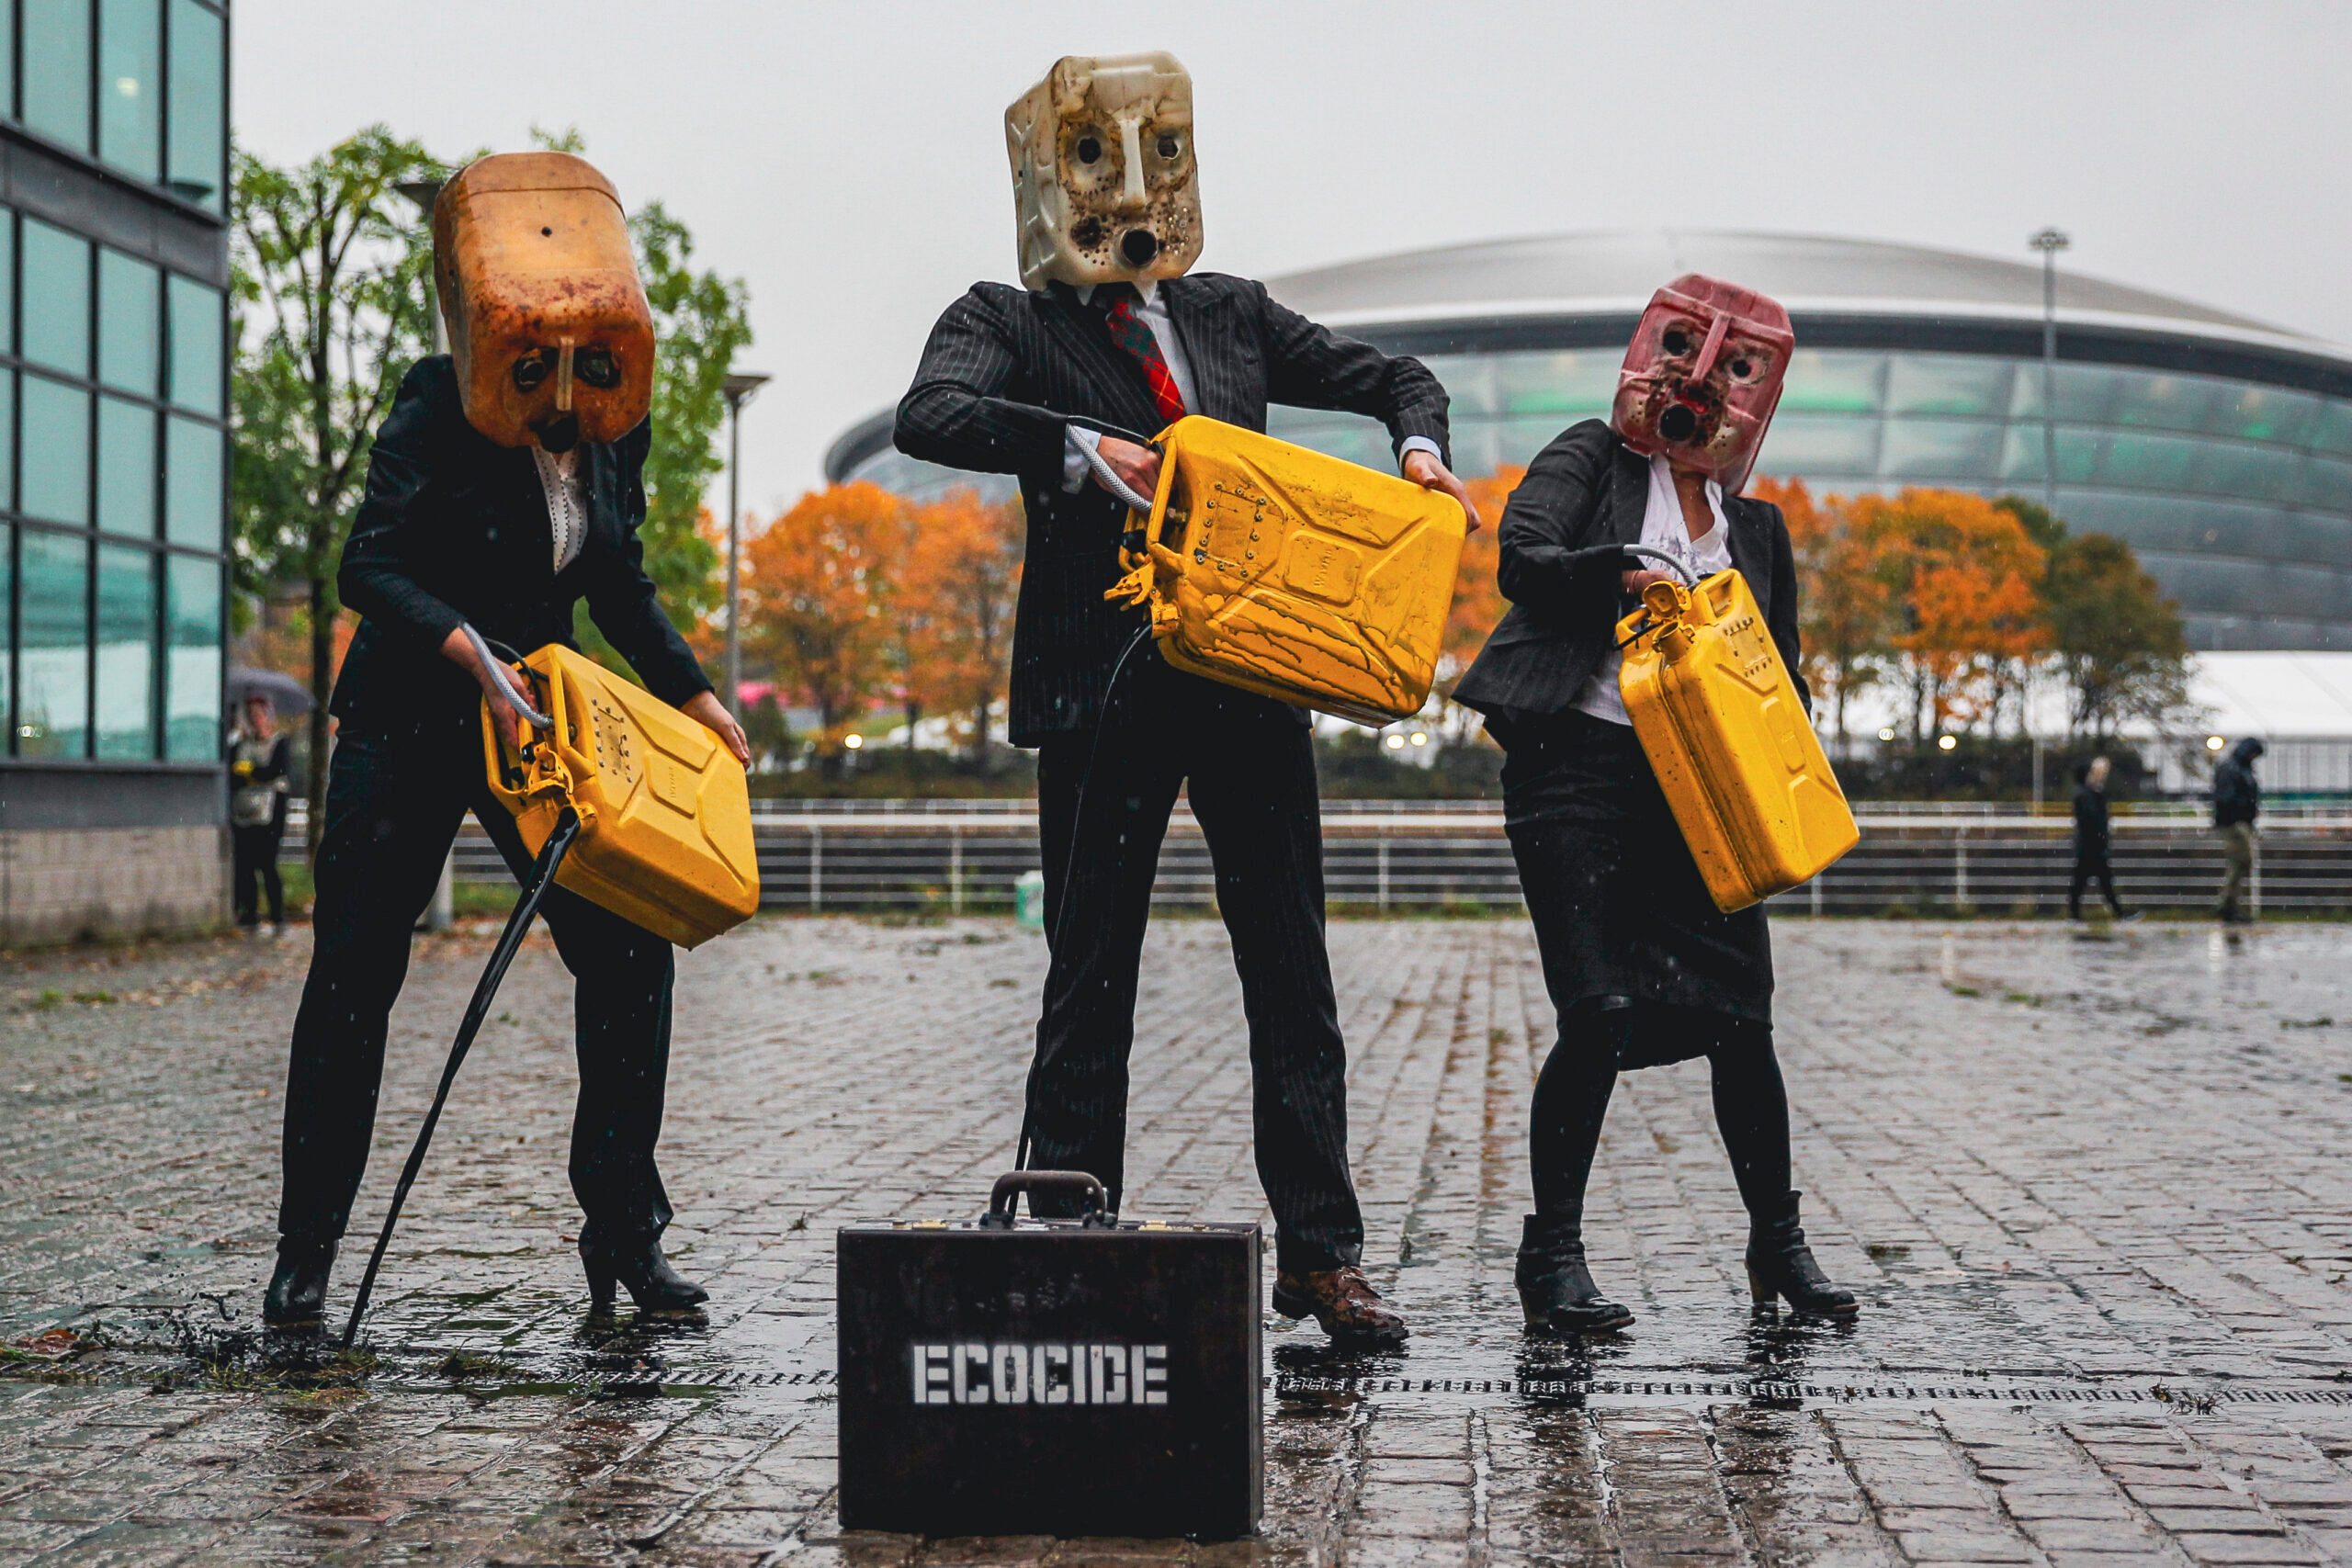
[229,693,293,936]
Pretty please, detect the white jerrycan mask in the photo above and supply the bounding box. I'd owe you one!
[1005,51,1202,292]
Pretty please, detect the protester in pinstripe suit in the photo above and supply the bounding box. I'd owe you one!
[894,52,1477,1348]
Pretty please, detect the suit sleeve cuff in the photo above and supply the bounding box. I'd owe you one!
[1397,435,1441,468]
[1061,424,1102,494]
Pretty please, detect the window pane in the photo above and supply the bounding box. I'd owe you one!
[165,274,222,412]
[1492,349,1620,419]
[1885,355,2014,419]
[24,0,94,152]
[0,527,12,752]
[1781,351,1886,416]
[1879,417,2005,481]
[0,373,16,511]
[23,375,91,525]
[164,414,221,547]
[0,221,15,356]
[20,529,90,758]
[97,396,155,536]
[97,0,160,180]
[23,219,92,376]
[1759,411,1879,475]
[164,552,220,760]
[98,248,161,393]
[164,0,224,211]
[95,541,155,758]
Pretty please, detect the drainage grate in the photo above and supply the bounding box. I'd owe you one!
[1264,1375,2352,1406]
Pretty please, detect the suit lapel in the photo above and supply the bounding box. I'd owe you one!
[1035,284,1162,438]
[1607,438,1648,545]
[1159,276,1226,423]
[1723,496,1771,615]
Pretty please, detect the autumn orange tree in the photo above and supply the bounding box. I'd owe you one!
[1753,475,1894,747]
[1847,488,2047,739]
[741,481,906,766]
[1435,467,1517,709]
[899,490,1024,760]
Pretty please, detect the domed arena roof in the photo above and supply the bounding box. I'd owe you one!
[1265,230,2322,353]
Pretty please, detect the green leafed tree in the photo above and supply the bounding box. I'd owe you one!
[232,126,439,842]
[2041,530,2198,739]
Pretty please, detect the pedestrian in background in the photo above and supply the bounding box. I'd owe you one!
[2213,738,2265,924]
[229,694,291,935]
[2067,756,2128,922]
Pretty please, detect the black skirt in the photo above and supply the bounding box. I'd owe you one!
[1494,709,1775,1064]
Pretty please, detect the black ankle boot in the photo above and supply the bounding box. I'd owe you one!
[263,1238,335,1328]
[581,1236,708,1315]
[1515,1211,1634,1334]
[1745,1190,1857,1316]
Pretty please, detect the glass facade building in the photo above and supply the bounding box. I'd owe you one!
[2,0,231,942]
[828,232,2352,653]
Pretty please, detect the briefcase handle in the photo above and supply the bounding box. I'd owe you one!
[979,1169,1114,1229]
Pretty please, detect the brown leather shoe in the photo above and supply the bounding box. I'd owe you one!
[1272,1264,1409,1348]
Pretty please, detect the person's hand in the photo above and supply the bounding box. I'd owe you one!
[1089,436,1162,506]
[1619,569,1674,594]
[477,667,534,759]
[232,759,254,780]
[1403,449,1482,533]
[683,690,752,768]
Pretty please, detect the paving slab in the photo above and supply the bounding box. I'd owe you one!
[3,917,2350,1563]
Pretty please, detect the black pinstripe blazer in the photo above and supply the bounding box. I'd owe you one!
[1453,420,1807,729]
[893,273,1452,746]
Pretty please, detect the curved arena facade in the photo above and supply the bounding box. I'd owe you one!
[829,231,2352,652]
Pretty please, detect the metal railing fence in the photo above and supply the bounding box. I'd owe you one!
[281,804,2352,918]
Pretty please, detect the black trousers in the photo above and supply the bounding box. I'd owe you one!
[1026,674,1363,1272]
[232,821,286,927]
[277,711,676,1252]
[2069,847,2122,919]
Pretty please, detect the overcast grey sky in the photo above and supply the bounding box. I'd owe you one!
[233,0,2352,521]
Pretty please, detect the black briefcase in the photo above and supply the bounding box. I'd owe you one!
[836,1171,1262,1539]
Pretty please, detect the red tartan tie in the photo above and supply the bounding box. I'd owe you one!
[1102,287,1189,425]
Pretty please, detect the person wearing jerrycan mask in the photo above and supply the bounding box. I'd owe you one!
[897,52,1477,1348]
[1454,276,1859,1335]
[264,152,750,1330]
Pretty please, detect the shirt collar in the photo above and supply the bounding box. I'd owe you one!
[1070,278,1159,308]
[1649,453,1728,543]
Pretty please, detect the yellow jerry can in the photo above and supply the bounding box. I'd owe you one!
[480,645,759,948]
[1105,416,1467,726]
[1617,571,1859,913]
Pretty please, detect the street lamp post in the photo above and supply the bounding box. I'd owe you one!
[719,371,773,718]
[2029,227,2070,522]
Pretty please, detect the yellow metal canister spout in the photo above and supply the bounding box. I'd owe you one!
[1640,578,1699,660]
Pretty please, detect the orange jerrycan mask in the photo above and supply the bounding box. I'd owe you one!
[479,645,758,948]
[1616,570,1858,913]
[1103,417,1467,725]
[434,152,655,453]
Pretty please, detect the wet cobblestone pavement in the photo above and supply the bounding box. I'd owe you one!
[5,916,2351,1565]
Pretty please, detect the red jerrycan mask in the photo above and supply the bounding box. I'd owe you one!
[1611,275,1793,492]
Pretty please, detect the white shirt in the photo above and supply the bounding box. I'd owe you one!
[530,446,589,573]
[1571,454,1735,727]
[1054,277,1439,494]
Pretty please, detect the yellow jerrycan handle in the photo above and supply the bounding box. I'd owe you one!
[1098,423,1187,632]
[471,632,574,816]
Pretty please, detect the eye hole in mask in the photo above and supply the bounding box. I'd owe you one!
[1076,131,1103,164]
[513,351,552,393]
[1662,326,1693,356]
[1157,133,1182,158]
[576,347,619,389]
[1729,356,1755,380]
